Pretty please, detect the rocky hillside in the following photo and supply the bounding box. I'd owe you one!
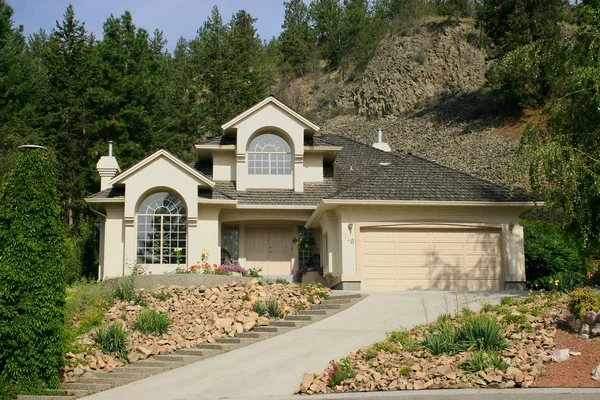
[274,19,529,188]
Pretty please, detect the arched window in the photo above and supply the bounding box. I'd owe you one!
[248,133,292,175]
[137,192,186,265]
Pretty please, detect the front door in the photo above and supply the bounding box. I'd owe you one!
[245,226,293,275]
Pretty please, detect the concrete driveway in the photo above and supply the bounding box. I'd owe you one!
[86,291,513,400]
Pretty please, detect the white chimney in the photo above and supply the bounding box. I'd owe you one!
[96,141,121,191]
[373,128,391,152]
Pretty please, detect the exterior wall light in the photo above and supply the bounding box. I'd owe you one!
[348,223,353,232]
[508,222,514,232]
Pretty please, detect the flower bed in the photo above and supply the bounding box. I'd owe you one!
[62,280,330,383]
[297,293,564,394]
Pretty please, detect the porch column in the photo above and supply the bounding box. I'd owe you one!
[187,217,199,266]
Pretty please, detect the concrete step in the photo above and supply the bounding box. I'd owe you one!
[60,383,112,391]
[298,309,328,315]
[312,304,341,310]
[235,332,261,338]
[252,326,279,332]
[133,360,184,369]
[324,298,357,304]
[17,396,74,400]
[61,389,96,398]
[78,376,134,386]
[176,348,209,356]
[269,320,297,327]
[86,371,146,380]
[115,366,168,375]
[215,337,241,344]
[153,354,205,363]
[285,315,313,321]
[196,343,224,350]
[329,293,362,299]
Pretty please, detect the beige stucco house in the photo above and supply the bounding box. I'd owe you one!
[86,96,536,291]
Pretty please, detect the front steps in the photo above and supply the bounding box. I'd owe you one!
[17,293,365,400]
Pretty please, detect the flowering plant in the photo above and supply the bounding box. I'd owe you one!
[217,264,248,276]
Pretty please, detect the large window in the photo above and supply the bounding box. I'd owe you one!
[248,133,292,175]
[137,192,186,265]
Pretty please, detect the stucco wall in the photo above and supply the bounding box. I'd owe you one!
[213,152,236,181]
[330,205,525,286]
[303,152,324,183]
[103,203,125,279]
[233,103,307,192]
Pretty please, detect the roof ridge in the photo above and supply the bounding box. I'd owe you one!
[322,133,531,200]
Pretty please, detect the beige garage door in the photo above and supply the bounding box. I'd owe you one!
[360,228,502,291]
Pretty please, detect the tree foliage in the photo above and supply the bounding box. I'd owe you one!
[0,149,65,392]
[517,5,600,252]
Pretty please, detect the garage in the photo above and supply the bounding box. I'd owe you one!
[359,227,502,291]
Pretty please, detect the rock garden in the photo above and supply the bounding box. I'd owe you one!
[61,279,330,384]
[297,288,600,395]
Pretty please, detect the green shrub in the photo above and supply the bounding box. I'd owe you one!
[267,299,281,319]
[0,150,65,390]
[399,365,412,377]
[362,348,378,360]
[567,287,600,318]
[372,341,399,354]
[253,300,266,316]
[503,313,528,325]
[387,329,420,352]
[328,357,356,387]
[460,350,508,373]
[522,220,587,291]
[114,278,135,302]
[457,315,506,351]
[422,323,459,355]
[134,310,170,336]
[93,324,129,360]
[150,291,171,301]
[500,297,516,306]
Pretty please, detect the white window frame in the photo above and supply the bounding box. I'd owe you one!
[248,133,292,175]
[136,192,187,265]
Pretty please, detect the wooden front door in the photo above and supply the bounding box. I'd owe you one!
[245,226,293,275]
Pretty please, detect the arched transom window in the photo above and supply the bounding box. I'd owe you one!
[137,192,186,265]
[248,133,292,175]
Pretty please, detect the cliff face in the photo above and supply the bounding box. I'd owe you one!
[355,20,486,118]
[273,19,529,189]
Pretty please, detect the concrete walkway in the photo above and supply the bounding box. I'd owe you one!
[85,291,513,400]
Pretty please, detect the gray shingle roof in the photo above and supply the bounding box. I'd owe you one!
[88,134,532,206]
[87,187,125,199]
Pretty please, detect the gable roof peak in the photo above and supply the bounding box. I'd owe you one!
[221,96,320,133]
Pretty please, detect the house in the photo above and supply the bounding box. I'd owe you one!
[86,96,536,291]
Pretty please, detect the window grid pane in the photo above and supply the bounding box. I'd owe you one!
[247,133,292,176]
[137,192,187,265]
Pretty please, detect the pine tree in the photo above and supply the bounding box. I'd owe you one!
[42,4,95,223]
[309,0,342,66]
[279,0,314,75]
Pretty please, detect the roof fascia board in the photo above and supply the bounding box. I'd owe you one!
[84,197,125,204]
[221,97,320,132]
[321,199,541,207]
[110,149,215,188]
[194,145,236,151]
[236,204,316,210]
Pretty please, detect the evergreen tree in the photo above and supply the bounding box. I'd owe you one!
[0,0,42,182]
[476,0,568,57]
[0,148,65,392]
[309,0,342,66]
[42,4,95,223]
[279,0,314,75]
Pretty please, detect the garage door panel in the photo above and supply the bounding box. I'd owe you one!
[361,228,501,291]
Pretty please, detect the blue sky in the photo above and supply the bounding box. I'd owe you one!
[9,0,296,50]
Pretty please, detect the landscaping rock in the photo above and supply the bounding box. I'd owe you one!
[592,365,600,381]
[584,311,597,326]
[551,349,570,363]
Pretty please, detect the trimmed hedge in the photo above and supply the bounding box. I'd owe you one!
[0,149,65,392]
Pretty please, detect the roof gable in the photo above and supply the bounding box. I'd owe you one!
[111,149,215,187]
[221,96,320,132]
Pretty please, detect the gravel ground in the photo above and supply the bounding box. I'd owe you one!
[533,329,600,388]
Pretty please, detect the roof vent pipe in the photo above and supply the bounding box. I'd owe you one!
[372,128,391,152]
[108,141,114,157]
